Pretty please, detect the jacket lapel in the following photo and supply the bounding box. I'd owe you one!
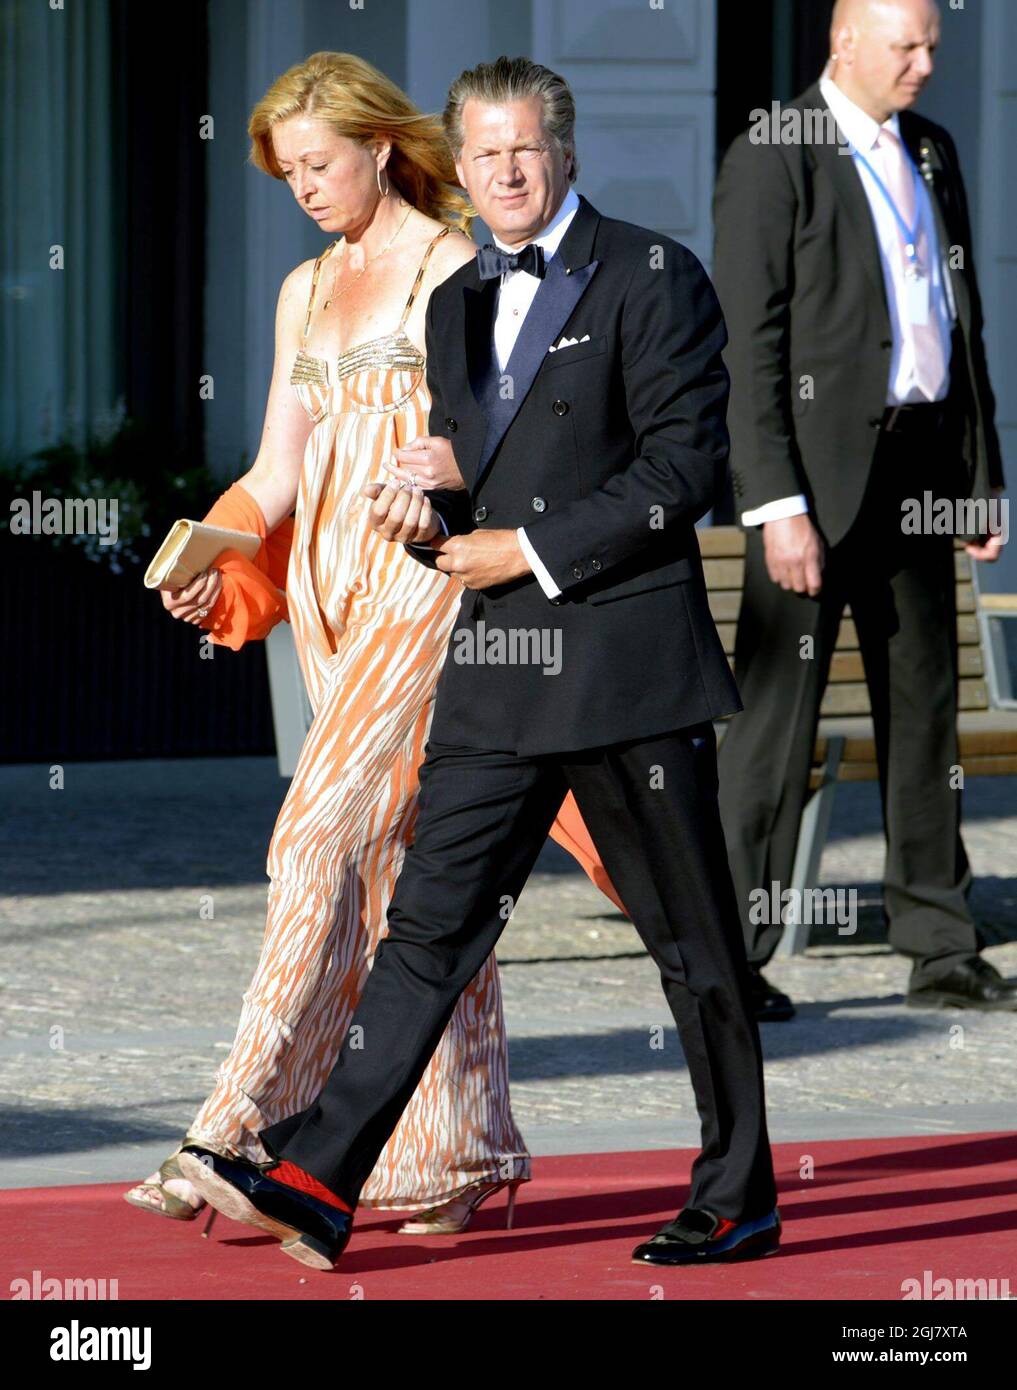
[464,275,499,404]
[457,193,602,492]
[440,276,498,486]
[900,115,969,331]
[805,83,889,317]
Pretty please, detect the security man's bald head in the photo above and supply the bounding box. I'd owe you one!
[828,0,941,123]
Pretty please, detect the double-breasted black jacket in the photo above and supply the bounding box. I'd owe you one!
[406,193,741,756]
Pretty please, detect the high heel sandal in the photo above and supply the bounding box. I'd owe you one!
[396,1177,527,1235]
[123,1137,220,1235]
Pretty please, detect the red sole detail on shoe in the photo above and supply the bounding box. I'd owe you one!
[270,1160,353,1214]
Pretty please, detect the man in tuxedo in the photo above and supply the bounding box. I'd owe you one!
[713,0,1012,1018]
[180,56,780,1270]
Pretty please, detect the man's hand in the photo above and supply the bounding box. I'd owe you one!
[965,486,1007,563]
[362,481,440,545]
[762,513,825,597]
[433,530,533,589]
[967,532,1006,563]
[384,435,466,491]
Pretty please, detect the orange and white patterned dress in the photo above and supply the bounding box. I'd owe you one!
[187,226,623,1208]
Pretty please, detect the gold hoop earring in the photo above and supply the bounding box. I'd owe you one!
[376,165,389,197]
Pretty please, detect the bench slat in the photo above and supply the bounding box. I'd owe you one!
[825,648,983,682]
[717,614,981,657]
[708,591,742,623]
[819,677,988,716]
[702,558,745,589]
[814,726,1017,762]
[810,753,1017,788]
[705,554,975,594]
[981,594,1017,614]
[697,527,746,558]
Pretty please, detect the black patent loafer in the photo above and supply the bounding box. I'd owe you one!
[178,1146,353,1270]
[632,1205,781,1266]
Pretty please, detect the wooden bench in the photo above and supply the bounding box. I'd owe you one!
[262,527,1017,958]
[703,525,1017,955]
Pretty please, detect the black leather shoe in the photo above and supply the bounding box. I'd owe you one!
[748,967,795,1022]
[178,1146,354,1270]
[906,956,1017,1011]
[632,1206,781,1266]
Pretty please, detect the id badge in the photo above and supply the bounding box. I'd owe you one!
[904,271,930,326]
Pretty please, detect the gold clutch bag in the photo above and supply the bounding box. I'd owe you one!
[143,519,261,591]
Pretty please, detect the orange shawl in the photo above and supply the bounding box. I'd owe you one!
[198,482,294,652]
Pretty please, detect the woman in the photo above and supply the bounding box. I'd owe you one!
[125,52,623,1236]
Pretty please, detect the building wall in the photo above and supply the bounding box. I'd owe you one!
[529,0,717,268]
[204,0,408,481]
[206,0,719,485]
[206,0,1012,592]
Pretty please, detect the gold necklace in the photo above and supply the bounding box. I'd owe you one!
[321,202,413,312]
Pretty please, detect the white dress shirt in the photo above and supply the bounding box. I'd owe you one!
[741,73,955,529]
[421,189,581,599]
[493,187,581,599]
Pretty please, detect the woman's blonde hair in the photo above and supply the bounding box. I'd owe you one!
[249,51,475,234]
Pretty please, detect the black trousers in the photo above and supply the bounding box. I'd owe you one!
[717,424,977,986]
[261,722,777,1221]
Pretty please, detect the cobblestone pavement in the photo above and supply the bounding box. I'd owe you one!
[1,757,1015,1185]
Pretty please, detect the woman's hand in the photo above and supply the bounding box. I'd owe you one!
[161,568,224,625]
[384,435,465,491]
[362,481,441,545]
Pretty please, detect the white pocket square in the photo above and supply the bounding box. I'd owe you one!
[547,333,591,353]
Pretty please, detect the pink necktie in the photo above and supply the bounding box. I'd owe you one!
[875,127,948,400]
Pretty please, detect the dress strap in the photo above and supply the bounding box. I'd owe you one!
[301,241,340,342]
[398,225,453,327]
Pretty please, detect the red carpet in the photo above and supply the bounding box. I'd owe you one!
[3,1133,1016,1300]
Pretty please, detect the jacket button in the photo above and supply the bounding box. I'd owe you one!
[531,496,547,513]
[445,417,458,432]
[881,340,892,350]
[572,565,584,579]
[869,417,883,430]
[473,505,488,522]
[552,400,569,416]
[591,559,602,571]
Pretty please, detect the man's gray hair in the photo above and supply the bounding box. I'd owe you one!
[443,55,579,182]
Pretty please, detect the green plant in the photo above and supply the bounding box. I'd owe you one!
[1,413,225,576]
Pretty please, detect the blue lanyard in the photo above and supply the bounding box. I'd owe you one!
[849,142,924,267]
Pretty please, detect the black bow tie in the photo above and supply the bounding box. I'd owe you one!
[476,242,546,281]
